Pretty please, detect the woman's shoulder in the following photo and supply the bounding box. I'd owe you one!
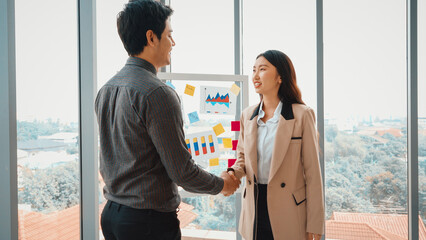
[292,103,312,112]
[292,103,315,119]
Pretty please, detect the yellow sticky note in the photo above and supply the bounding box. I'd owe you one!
[213,123,225,136]
[223,138,232,148]
[209,158,219,166]
[184,84,196,96]
[230,83,241,96]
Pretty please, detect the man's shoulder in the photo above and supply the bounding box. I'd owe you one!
[104,65,164,94]
[146,84,179,106]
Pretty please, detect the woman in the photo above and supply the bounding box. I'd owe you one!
[228,50,324,240]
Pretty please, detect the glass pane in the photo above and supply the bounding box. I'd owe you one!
[243,0,317,109]
[170,0,234,74]
[169,78,243,239]
[419,0,426,236]
[96,1,238,239]
[324,0,408,239]
[96,0,128,90]
[15,0,80,238]
[96,1,128,239]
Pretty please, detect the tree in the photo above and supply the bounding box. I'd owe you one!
[333,134,367,160]
[17,120,78,141]
[19,161,79,213]
[182,194,236,231]
[419,135,426,157]
[325,125,338,142]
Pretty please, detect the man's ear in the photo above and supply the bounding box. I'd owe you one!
[146,30,156,46]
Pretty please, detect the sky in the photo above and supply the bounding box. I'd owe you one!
[14,0,426,123]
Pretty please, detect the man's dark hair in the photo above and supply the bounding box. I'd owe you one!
[117,0,173,56]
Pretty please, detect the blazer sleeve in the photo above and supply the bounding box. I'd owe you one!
[302,107,325,235]
[231,112,247,180]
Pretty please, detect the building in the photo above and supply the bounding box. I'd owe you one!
[17,202,198,240]
[326,212,426,240]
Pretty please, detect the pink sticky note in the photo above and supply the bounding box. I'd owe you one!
[228,159,237,168]
[231,121,240,131]
[232,140,238,150]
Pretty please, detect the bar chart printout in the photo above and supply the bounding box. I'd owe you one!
[185,130,220,168]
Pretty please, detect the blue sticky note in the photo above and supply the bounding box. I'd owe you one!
[188,111,200,124]
[166,81,176,89]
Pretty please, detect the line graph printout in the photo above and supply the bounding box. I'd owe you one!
[200,86,236,115]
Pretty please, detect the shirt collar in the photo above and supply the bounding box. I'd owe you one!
[125,57,157,75]
[257,101,283,125]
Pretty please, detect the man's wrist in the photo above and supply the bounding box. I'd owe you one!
[218,176,225,193]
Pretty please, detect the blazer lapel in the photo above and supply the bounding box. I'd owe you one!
[268,105,295,183]
[246,104,261,179]
[246,116,259,178]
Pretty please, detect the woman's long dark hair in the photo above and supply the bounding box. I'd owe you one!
[257,50,304,105]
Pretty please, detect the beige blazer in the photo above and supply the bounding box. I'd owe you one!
[231,103,325,240]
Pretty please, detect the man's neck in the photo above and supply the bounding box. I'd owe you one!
[134,51,159,71]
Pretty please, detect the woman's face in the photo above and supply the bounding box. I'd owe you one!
[252,56,282,96]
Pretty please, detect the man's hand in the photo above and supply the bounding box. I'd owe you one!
[220,171,240,196]
[307,233,322,240]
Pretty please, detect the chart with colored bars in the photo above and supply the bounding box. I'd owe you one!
[200,86,236,115]
[185,130,220,168]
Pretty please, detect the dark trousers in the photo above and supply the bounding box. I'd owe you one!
[255,184,274,240]
[101,200,181,240]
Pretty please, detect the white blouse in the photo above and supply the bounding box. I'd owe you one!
[257,101,283,184]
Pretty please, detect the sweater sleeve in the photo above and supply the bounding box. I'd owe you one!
[145,86,224,194]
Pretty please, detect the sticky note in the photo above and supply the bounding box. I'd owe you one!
[228,159,237,168]
[213,123,225,136]
[232,140,238,150]
[184,84,195,96]
[223,138,232,148]
[166,81,176,89]
[209,158,219,167]
[230,83,241,96]
[231,121,240,131]
[188,111,200,124]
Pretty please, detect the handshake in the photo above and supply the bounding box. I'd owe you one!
[220,171,241,196]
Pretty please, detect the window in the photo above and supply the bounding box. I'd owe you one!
[96,1,128,239]
[168,1,239,237]
[15,0,80,238]
[96,0,128,90]
[243,0,317,109]
[324,1,409,239]
[162,75,246,239]
[169,0,234,74]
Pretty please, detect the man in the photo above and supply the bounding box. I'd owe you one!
[95,1,240,239]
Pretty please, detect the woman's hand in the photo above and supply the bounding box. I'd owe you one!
[307,232,322,240]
